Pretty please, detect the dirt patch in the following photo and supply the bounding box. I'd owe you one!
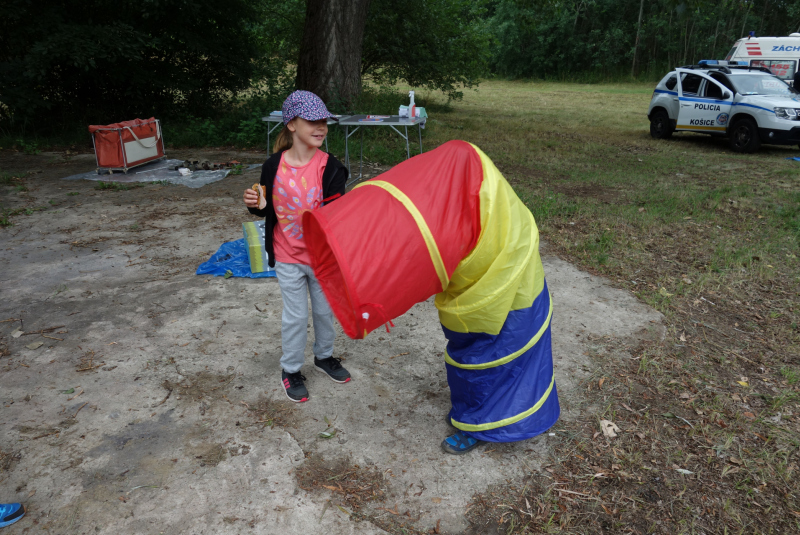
[498,163,569,187]
[239,395,296,429]
[296,454,387,511]
[162,370,237,403]
[551,181,622,204]
[0,449,21,471]
[190,441,227,467]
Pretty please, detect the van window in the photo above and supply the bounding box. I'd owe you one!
[725,46,738,61]
[681,74,703,95]
[665,75,677,90]
[751,60,797,80]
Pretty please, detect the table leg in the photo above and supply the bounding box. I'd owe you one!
[418,123,423,155]
[345,126,350,176]
[405,126,410,159]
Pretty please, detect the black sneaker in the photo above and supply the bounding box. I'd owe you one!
[281,370,309,402]
[313,356,351,383]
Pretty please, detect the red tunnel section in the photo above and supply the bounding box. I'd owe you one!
[303,140,484,339]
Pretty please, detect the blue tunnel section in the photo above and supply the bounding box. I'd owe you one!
[443,281,560,443]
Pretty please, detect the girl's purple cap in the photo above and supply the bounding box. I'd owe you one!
[282,90,335,125]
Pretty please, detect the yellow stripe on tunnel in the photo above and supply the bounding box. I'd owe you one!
[451,373,555,432]
[435,144,545,334]
[444,292,553,370]
[354,180,449,291]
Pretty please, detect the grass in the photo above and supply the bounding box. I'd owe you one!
[413,80,800,534]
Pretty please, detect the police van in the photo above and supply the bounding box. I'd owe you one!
[647,60,800,153]
[725,33,800,84]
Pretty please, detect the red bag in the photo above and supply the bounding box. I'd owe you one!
[88,117,165,171]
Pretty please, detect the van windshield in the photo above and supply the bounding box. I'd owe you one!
[725,46,738,61]
[729,73,797,97]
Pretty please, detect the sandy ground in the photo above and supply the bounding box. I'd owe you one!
[0,150,663,534]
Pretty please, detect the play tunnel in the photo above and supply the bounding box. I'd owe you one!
[303,140,559,442]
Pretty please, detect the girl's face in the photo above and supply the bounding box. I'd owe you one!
[288,117,328,149]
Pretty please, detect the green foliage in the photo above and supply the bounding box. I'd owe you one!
[0,205,44,226]
[362,0,492,100]
[489,0,797,80]
[0,0,269,125]
[15,138,40,154]
[228,164,247,176]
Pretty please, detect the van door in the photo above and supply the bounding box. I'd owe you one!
[675,69,733,134]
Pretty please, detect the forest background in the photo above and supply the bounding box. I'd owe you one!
[0,0,799,145]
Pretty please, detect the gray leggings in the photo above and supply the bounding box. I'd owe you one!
[274,262,335,373]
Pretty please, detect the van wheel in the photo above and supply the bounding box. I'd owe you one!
[729,118,761,153]
[649,110,674,139]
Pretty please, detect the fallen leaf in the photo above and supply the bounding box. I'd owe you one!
[682,277,692,284]
[26,341,44,350]
[318,429,336,439]
[679,392,692,399]
[431,497,442,504]
[732,394,742,401]
[598,377,605,389]
[599,419,620,439]
[60,388,75,394]
[675,468,694,475]
[27,490,35,498]
[737,381,749,387]
[11,328,23,338]
[679,332,686,342]
[635,432,646,440]
[743,412,756,419]
[659,287,673,297]
[729,457,743,465]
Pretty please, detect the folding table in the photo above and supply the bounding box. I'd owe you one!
[338,115,426,185]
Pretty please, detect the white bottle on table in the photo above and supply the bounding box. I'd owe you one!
[408,90,416,120]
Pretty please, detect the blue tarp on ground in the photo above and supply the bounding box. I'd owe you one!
[196,239,276,278]
[787,157,800,162]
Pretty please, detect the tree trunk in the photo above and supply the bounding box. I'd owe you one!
[631,0,645,77]
[296,0,372,106]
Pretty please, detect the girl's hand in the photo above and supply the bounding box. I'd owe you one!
[243,188,263,209]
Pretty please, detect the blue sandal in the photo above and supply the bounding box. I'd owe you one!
[441,430,485,455]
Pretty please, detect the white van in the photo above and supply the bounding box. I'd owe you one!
[726,34,800,83]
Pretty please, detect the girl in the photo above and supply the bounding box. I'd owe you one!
[243,90,350,402]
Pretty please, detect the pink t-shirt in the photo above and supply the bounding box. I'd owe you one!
[272,149,329,264]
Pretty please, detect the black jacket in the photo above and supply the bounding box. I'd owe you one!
[248,150,348,268]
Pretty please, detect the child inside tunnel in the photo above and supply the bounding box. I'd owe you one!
[302,140,559,454]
